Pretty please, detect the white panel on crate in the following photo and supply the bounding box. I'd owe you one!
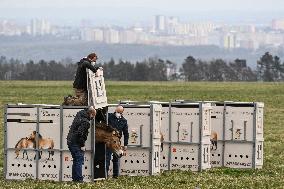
[225,106,254,141]
[224,143,254,168]
[120,149,150,176]
[39,107,60,150]
[62,108,92,150]
[202,105,212,137]
[62,151,92,182]
[123,108,151,147]
[152,145,161,174]
[6,107,37,149]
[160,143,170,171]
[161,107,170,142]
[88,70,107,109]
[38,151,60,181]
[210,141,223,167]
[170,144,199,171]
[171,107,199,143]
[256,103,264,139]
[201,144,211,169]
[6,149,37,180]
[255,141,264,168]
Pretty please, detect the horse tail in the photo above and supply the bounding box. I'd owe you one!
[15,138,24,156]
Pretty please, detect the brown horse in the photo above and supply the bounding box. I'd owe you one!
[15,137,35,159]
[29,131,55,160]
[95,122,124,158]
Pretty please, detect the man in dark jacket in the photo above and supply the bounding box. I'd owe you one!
[63,52,100,106]
[106,105,129,178]
[67,106,96,182]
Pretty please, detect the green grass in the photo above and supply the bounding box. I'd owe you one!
[0,81,284,189]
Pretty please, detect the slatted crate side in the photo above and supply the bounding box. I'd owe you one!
[223,143,254,168]
[224,104,255,142]
[170,144,200,171]
[123,107,151,148]
[61,151,93,182]
[38,107,61,150]
[38,151,60,181]
[5,149,37,180]
[170,106,200,143]
[223,102,264,169]
[6,107,37,149]
[120,148,151,176]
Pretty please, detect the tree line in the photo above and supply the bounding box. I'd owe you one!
[0,52,283,81]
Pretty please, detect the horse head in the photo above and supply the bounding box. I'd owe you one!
[28,131,37,140]
[95,123,124,158]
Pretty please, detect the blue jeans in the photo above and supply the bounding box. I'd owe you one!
[68,144,84,182]
[106,148,120,177]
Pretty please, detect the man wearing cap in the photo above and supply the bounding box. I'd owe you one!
[67,106,96,182]
[63,52,102,106]
[106,105,129,178]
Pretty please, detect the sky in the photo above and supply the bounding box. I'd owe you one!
[1,0,284,25]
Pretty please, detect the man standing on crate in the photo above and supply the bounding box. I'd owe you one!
[67,106,96,182]
[106,105,129,178]
[63,52,102,106]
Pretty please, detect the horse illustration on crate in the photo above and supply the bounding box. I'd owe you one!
[15,137,35,160]
[29,131,55,160]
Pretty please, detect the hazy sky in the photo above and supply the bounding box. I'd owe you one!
[1,0,284,25]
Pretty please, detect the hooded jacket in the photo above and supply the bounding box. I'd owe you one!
[67,109,91,147]
[73,58,99,90]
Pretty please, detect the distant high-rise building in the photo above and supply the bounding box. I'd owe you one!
[223,33,237,49]
[104,29,120,44]
[154,15,166,33]
[271,19,284,30]
[29,19,51,36]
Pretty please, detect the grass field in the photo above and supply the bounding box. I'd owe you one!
[0,81,283,189]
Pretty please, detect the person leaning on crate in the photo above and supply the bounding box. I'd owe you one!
[106,105,129,179]
[63,52,102,106]
[67,106,96,182]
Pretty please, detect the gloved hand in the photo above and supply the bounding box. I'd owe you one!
[81,146,86,151]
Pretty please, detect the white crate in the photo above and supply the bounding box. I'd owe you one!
[159,102,212,172]
[210,102,264,169]
[108,103,162,176]
[4,105,104,181]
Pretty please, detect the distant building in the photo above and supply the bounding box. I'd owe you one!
[271,19,284,30]
[28,19,51,36]
[104,28,120,44]
[223,33,237,49]
[154,15,166,33]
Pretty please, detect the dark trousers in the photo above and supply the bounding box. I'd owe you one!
[68,144,84,182]
[106,148,120,177]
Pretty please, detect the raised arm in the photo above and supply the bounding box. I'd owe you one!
[81,60,99,73]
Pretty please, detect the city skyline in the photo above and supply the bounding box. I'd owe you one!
[1,0,284,25]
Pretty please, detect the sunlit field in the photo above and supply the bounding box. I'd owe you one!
[0,81,283,189]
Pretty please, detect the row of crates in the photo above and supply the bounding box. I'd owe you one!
[4,101,264,181]
[108,100,264,176]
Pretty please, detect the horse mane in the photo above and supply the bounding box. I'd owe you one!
[95,122,119,134]
[32,131,42,139]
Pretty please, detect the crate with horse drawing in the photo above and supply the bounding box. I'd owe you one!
[3,104,111,182]
[108,103,162,176]
[157,101,212,172]
[210,102,264,169]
